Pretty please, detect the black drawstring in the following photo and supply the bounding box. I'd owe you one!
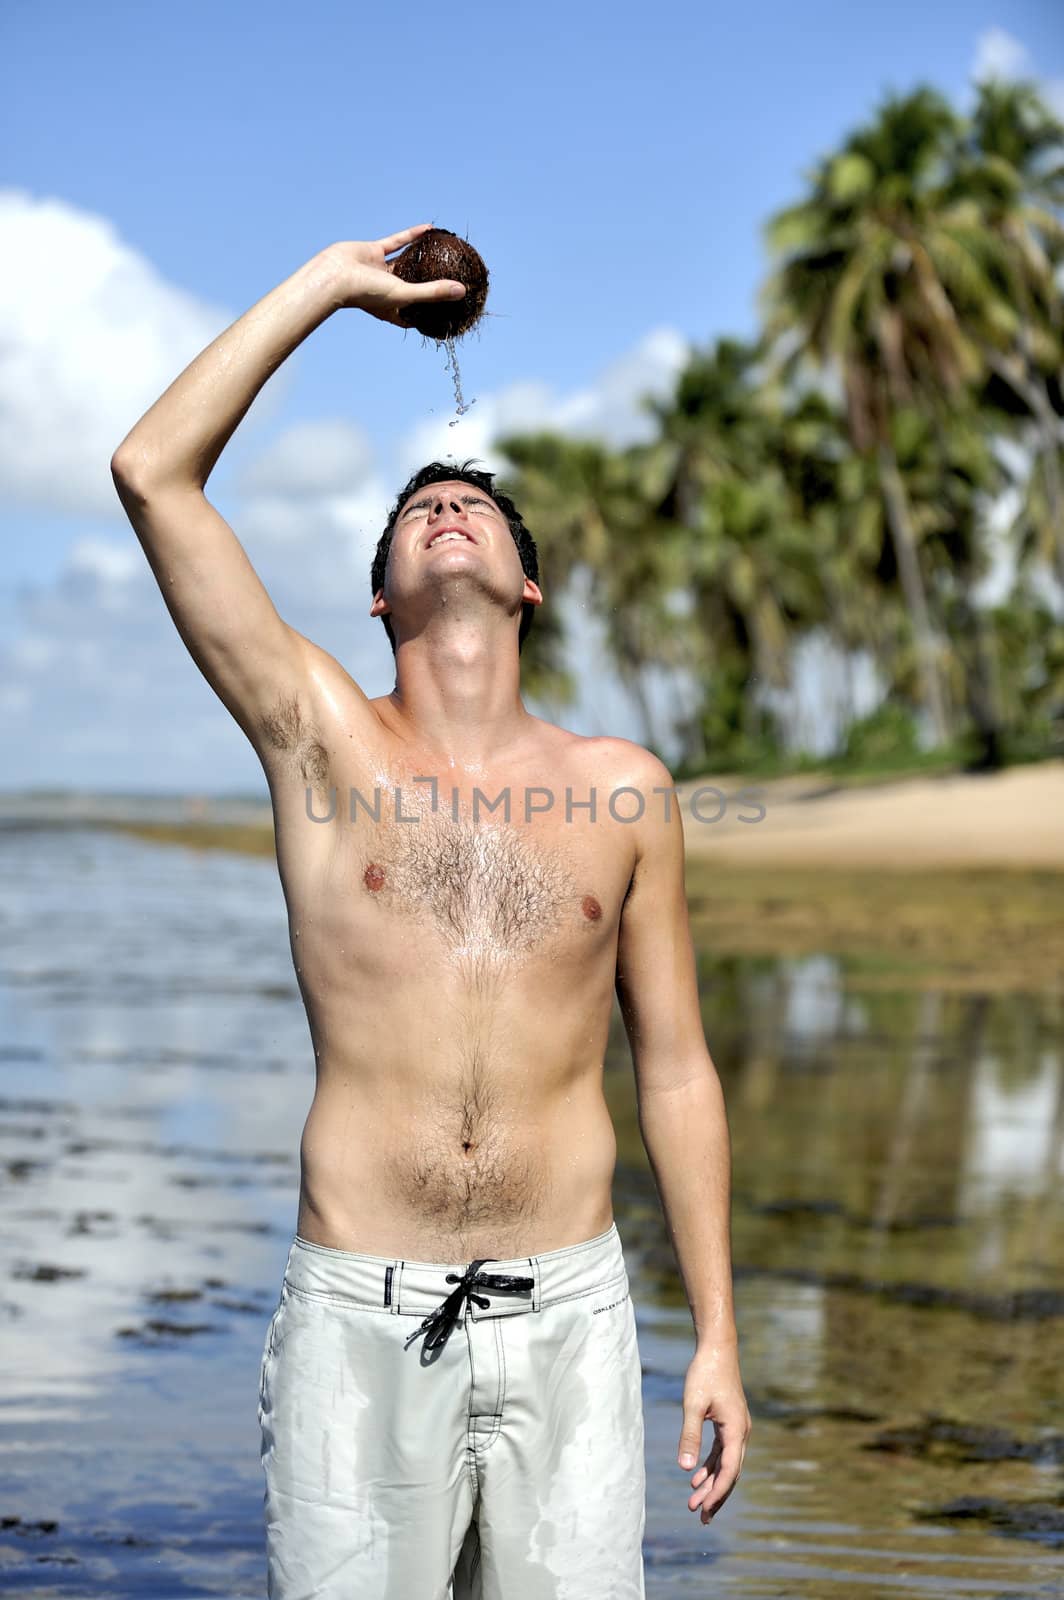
[403,1258,534,1353]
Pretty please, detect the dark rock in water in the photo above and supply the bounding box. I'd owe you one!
[91,1528,156,1547]
[866,1413,1064,1466]
[115,1318,218,1342]
[864,1210,962,1233]
[914,1493,1064,1541]
[6,1158,46,1181]
[67,1209,117,1237]
[12,1262,86,1282]
[748,1194,961,1232]
[1,1516,59,1535]
[748,1198,847,1221]
[755,1395,883,1426]
[391,228,489,340]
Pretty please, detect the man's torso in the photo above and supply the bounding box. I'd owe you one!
[259,660,642,1264]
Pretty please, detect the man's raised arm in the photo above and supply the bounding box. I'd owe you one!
[109,229,466,748]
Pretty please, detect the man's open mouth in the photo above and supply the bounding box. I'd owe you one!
[427,528,475,549]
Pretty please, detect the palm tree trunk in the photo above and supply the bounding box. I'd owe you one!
[956,583,1005,769]
[670,678,705,770]
[629,670,656,750]
[1042,439,1064,589]
[1033,409,1064,593]
[984,350,1064,591]
[971,607,1005,769]
[876,441,951,745]
[741,684,762,750]
[616,653,656,749]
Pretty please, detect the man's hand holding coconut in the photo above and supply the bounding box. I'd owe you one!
[332,224,489,338]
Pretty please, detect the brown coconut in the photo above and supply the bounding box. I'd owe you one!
[391,228,489,341]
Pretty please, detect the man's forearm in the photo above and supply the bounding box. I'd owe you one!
[637,1073,738,1345]
[111,245,348,491]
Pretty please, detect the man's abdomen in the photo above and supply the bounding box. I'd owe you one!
[295,1067,618,1262]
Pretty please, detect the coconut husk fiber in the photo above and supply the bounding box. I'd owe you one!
[391,228,489,340]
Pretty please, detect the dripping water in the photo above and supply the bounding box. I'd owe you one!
[443,337,476,426]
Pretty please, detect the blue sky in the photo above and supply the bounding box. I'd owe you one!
[1,0,1061,791]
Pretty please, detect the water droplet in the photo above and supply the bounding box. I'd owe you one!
[443,337,476,427]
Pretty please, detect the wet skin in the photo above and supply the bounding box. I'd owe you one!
[266,703,646,1266]
[255,483,684,1271]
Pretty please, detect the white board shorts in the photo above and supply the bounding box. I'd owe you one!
[258,1221,647,1598]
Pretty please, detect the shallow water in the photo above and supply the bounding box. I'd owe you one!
[0,827,1061,1597]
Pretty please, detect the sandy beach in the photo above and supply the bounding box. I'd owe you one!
[676,759,1064,870]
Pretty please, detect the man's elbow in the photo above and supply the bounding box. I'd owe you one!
[110,449,143,502]
[635,1054,720,1101]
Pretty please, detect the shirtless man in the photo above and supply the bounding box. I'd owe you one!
[110,224,751,1600]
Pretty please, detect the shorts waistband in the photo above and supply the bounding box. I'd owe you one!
[282,1222,626,1321]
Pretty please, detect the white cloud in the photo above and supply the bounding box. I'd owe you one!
[67,536,140,584]
[396,326,689,481]
[10,634,57,670]
[554,328,690,442]
[0,189,290,520]
[0,684,29,715]
[970,27,1064,118]
[971,27,1029,85]
[234,417,375,500]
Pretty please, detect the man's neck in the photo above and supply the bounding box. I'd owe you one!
[385,620,533,768]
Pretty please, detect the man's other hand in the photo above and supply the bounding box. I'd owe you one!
[678,1343,752,1524]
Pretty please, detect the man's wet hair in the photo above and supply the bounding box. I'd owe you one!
[370,460,539,655]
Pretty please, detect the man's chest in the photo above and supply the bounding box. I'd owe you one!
[272,733,639,966]
[290,769,634,968]
[355,811,619,950]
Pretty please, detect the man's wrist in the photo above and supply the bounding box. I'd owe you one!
[313,243,359,310]
[694,1325,740,1352]
[324,241,376,312]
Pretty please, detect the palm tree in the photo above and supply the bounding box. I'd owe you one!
[501,347,823,766]
[989,583,1064,756]
[489,434,593,713]
[769,385,906,728]
[963,80,1064,590]
[498,433,685,749]
[642,339,827,760]
[645,338,770,519]
[898,402,1011,765]
[763,87,1005,746]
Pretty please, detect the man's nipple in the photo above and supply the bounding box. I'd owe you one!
[363,863,387,892]
[581,894,603,922]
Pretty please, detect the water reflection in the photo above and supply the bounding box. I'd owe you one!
[0,827,1061,1596]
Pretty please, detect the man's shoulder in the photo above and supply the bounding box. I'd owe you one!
[554,730,675,795]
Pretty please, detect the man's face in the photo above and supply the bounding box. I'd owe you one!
[395,481,508,550]
[370,481,541,637]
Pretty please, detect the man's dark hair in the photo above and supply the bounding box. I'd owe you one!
[370,460,539,655]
